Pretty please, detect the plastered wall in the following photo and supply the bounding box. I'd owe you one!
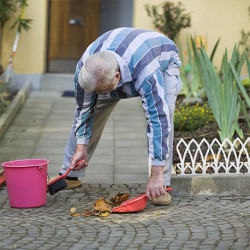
[133,0,250,75]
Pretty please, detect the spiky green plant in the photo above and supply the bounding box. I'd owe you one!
[179,35,220,99]
[199,47,244,146]
[230,52,250,129]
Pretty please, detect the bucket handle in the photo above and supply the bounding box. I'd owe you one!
[38,165,50,183]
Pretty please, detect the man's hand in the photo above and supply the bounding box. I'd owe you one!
[146,166,165,200]
[70,144,88,170]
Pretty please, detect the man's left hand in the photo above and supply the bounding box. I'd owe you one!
[146,166,165,200]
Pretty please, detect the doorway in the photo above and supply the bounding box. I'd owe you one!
[48,0,100,73]
[47,0,134,73]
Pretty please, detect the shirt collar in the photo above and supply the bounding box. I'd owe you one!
[108,50,132,87]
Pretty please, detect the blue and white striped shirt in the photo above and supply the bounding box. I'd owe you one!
[74,27,181,166]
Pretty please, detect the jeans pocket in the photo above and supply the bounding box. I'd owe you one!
[164,73,183,96]
[176,75,183,95]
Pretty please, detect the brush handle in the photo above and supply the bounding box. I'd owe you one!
[60,160,84,178]
[60,166,72,179]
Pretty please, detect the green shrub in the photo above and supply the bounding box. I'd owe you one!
[174,103,215,131]
[145,1,191,41]
[242,78,250,88]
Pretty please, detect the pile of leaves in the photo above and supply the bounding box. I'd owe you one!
[68,193,130,217]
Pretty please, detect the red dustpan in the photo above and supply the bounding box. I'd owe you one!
[112,187,172,213]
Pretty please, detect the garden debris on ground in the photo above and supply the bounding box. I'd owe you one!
[175,153,222,174]
[68,193,130,217]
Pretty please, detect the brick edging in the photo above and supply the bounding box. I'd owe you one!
[0,81,31,140]
[0,82,31,188]
[171,174,250,196]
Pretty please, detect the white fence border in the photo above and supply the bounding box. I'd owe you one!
[176,137,250,175]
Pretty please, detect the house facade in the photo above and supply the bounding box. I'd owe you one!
[1,0,249,89]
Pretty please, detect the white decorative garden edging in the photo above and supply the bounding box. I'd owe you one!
[176,137,250,175]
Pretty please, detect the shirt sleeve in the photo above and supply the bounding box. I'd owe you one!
[74,66,97,145]
[138,69,171,166]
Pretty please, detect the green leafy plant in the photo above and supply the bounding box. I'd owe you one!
[199,47,244,146]
[230,53,250,129]
[230,54,250,108]
[179,35,220,98]
[174,103,214,131]
[0,0,32,63]
[145,1,191,41]
[241,78,250,88]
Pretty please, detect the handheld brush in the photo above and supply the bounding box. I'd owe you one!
[47,160,83,195]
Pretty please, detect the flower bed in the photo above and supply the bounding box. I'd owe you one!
[0,92,15,117]
[173,94,250,177]
[0,82,31,140]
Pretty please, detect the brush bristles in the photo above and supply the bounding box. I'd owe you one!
[48,178,67,195]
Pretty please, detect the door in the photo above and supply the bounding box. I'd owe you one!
[48,0,100,73]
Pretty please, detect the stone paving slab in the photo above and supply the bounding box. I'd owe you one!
[0,184,250,250]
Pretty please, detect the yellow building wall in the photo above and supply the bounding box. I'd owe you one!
[133,0,250,75]
[2,0,48,74]
[1,0,249,76]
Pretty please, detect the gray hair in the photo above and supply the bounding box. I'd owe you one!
[78,51,118,91]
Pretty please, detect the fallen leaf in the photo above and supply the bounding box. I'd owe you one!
[67,193,131,218]
[93,197,113,212]
[100,212,110,217]
[110,193,130,205]
[67,212,81,217]
[94,211,110,217]
[71,207,76,213]
[81,209,95,217]
[206,154,221,162]
[71,213,81,217]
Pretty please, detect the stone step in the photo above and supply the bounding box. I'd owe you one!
[41,73,75,91]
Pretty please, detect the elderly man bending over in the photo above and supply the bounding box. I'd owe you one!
[54,27,182,205]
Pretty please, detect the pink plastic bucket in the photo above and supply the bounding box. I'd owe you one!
[1,159,49,208]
